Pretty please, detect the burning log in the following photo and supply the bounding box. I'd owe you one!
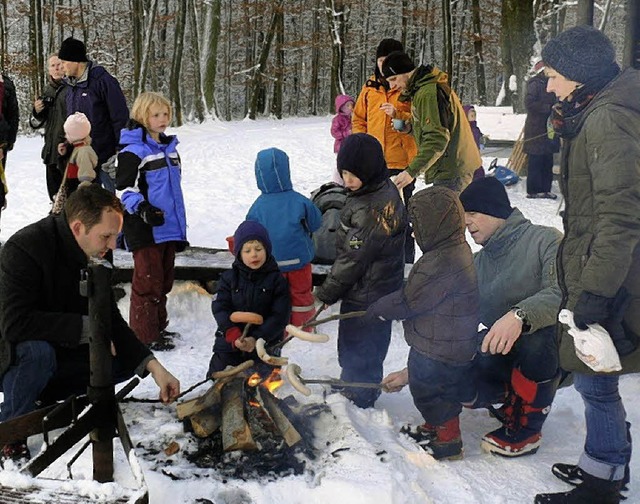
[256,387,301,447]
[221,377,257,451]
[190,408,222,438]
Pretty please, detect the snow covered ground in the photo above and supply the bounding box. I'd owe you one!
[0,108,638,504]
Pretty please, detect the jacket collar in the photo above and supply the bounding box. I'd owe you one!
[55,212,89,267]
[481,208,529,258]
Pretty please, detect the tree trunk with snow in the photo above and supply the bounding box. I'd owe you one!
[577,0,594,25]
[471,0,487,105]
[324,0,348,105]
[169,1,187,125]
[188,0,205,123]
[202,0,221,119]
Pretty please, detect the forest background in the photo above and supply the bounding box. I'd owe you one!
[0,0,635,128]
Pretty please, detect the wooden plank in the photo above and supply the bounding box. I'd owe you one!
[257,388,302,447]
[190,407,222,438]
[221,378,256,452]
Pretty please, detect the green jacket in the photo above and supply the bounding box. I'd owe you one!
[557,68,640,375]
[402,66,481,186]
[474,208,562,334]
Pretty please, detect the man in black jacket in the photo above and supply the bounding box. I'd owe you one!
[0,185,180,462]
[0,72,19,216]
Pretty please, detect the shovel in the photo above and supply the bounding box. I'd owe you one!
[286,363,385,397]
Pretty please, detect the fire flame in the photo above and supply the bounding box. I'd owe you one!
[245,369,283,394]
[247,372,262,387]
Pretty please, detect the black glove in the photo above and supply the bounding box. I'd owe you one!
[137,201,165,227]
[572,291,611,330]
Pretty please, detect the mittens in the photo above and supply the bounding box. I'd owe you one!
[137,201,165,226]
[225,326,242,345]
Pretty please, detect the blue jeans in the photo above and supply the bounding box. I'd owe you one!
[97,167,115,193]
[574,373,630,481]
[408,348,473,425]
[337,301,391,408]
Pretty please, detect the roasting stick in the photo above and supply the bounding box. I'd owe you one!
[285,363,384,397]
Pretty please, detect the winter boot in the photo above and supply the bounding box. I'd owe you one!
[401,423,438,447]
[1,440,30,468]
[534,472,623,504]
[417,416,463,461]
[552,463,629,495]
[481,368,559,457]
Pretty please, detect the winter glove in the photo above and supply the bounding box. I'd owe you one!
[137,201,165,227]
[225,326,242,345]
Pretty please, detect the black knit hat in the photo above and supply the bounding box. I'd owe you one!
[376,39,403,59]
[381,51,416,78]
[233,220,272,257]
[337,133,387,186]
[541,25,617,84]
[459,177,513,219]
[58,37,88,63]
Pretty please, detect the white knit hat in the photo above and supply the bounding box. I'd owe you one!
[64,112,91,143]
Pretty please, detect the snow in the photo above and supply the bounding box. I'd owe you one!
[1,111,638,504]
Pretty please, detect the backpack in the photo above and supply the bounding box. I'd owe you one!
[310,182,348,264]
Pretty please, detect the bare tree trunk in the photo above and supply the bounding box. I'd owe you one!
[324,0,347,104]
[442,0,453,79]
[270,2,284,119]
[624,0,640,69]
[132,0,143,93]
[577,0,594,26]
[0,0,6,68]
[309,0,321,115]
[598,0,613,31]
[224,2,232,120]
[471,0,487,105]
[202,0,221,118]
[188,0,205,122]
[137,0,158,95]
[169,1,187,125]
[29,0,45,97]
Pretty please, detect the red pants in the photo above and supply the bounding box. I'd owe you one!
[282,264,316,332]
[129,242,176,344]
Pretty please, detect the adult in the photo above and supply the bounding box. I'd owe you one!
[30,54,68,201]
[0,185,180,463]
[352,38,418,262]
[0,71,19,212]
[380,51,480,193]
[458,177,562,457]
[58,37,129,193]
[523,61,560,199]
[535,25,640,504]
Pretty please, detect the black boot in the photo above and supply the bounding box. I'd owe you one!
[535,472,622,504]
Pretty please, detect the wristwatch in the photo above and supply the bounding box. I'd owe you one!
[512,307,530,331]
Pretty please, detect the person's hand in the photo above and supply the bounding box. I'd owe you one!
[382,367,409,392]
[394,170,415,190]
[146,359,180,404]
[235,336,256,353]
[481,311,523,355]
[57,142,67,156]
[379,102,397,118]
[34,99,45,113]
[137,201,165,226]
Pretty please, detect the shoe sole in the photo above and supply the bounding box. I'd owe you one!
[480,437,540,457]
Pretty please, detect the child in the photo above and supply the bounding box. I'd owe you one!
[463,105,486,180]
[314,133,408,409]
[115,92,187,350]
[246,147,322,330]
[209,221,291,376]
[52,112,98,214]
[330,94,355,184]
[368,186,479,460]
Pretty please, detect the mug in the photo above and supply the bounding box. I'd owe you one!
[392,118,405,131]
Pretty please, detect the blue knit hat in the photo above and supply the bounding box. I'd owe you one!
[541,25,618,84]
[459,177,513,219]
[233,221,272,257]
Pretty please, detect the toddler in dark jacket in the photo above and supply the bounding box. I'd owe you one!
[209,221,291,377]
[367,186,479,460]
[315,133,408,408]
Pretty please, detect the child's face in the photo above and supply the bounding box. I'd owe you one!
[341,170,363,191]
[147,104,171,137]
[341,102,353,115]
[240,240,267,270]
[467,109,477,122]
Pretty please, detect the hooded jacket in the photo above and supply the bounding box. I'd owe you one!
[331,94,354,153]
[116,124,188,252]
[556,68,640,375]
[246,148,322,272]
[352,76,417,169]
[315,134,407,307]
[403,66,480,186]
[367,187,479,363]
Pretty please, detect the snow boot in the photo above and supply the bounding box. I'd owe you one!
[534,472,623,504]
[481,368,559,457]
[1,440,30,468]
[418,416,463,461]
[552,464,629,497]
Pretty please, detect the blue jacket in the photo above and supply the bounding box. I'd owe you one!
[246,148,322,272]
[116,124,188,251]
[63,62,129,164]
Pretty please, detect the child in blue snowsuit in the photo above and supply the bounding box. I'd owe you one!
[247,147,322,331]
[209,221,291,377]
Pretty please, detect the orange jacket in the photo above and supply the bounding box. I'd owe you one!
[352,77,417,170]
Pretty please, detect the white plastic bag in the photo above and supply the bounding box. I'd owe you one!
[558,309,622,372]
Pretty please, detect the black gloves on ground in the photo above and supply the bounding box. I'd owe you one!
[137,201,165,227]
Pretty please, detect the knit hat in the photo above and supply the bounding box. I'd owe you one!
[381,51,416,78]
[376,38,403,59]
[64,112,91,143]
[337,133,387,186]
[233,220,272,257]
[541,25,617,84]
[458,176,513,219]
[58,37,88,63]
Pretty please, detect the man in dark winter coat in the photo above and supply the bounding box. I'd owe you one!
[535,25,640,504]
[30,54,68,201]
[0,72,19,212]
[315,133,408,408]
[0,185,180,463]
[459,176,562,458]
[58,37,129,193]
[524,61,560,199]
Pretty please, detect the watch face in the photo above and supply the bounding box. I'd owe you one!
[513,309,525,321]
